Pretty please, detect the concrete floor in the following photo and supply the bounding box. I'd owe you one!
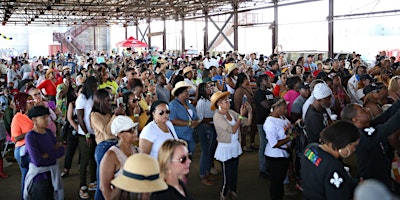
[0,142,303,200]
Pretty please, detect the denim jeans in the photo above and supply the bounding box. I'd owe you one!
[28,179,54,200]
[257,124,268,173]
[15,146,28,200]
[197,124,217,177]
[94,139,117,200]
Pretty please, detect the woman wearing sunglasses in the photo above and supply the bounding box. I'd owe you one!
[151,139,193,200]
[169,81,199,154]
[123,91,141,123]
[99,116,140,200]
[211,91,252,200]
[140,101,178,159]
[90,89,125,200]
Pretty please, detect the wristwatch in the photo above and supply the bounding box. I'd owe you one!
[85,133,91,139]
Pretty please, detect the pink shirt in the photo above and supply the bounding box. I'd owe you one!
[284,90,300,117]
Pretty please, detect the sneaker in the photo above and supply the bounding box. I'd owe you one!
[3,159,12,168]
[210,167,218,175]
[295,183,304,191]
[88,182,97,191]
[242,146,253,152]
[79,186,90,199]
[60,171,69,178]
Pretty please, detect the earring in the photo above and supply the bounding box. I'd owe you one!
[218,106,222,111]
[338,147,351,158]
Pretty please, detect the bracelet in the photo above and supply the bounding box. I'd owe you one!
[133,114,139,117]
[188,120,192,126]
[238,115,244,120]
[85,133,91,139]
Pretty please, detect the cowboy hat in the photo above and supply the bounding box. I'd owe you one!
[225,63,238,75]
[210,91,230,111]
[171,81,193,96]
[182,66,192,75]
[111,153,168,193]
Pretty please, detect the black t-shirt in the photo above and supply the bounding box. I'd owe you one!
[254,88,274,124]
[301,143,357,200]
[304,105,330,144]
[151,180,193,200]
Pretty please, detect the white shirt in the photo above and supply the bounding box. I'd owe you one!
[347,75,359,103]
[140,121,178,159]
[196,98,215,122]
[75,94,94,135]
[263,116,291,158]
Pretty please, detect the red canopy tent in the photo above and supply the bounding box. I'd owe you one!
[116,36,148,48]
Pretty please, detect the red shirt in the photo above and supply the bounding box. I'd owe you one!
[37,79,59,96]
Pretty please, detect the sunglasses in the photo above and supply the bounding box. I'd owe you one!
[32,93,41,96]
[129,98,140,103]
[158,110,171,115]
[121,127,138,134]
[172,154,192,164]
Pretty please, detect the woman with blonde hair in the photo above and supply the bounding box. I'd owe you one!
[151,139,193,200]
[387,76,400,102]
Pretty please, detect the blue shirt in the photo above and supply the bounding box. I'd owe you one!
[168,99,198,141]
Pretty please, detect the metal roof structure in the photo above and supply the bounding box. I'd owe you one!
[0,0,287,26]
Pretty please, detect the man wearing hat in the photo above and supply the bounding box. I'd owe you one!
[304,83,333,144]
[291,82,311,122]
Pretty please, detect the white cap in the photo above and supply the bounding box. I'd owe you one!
[111,116,138,136]
[313,83,332,100]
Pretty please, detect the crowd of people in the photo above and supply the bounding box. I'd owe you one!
[0,48,400,200]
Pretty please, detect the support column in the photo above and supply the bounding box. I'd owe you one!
[203,11,208,53]
[328,0,334,58]
[163,18,167,52]
[272,0,278,53]
[124,24,128,39]
[147,19,151,49]
[233,0,238,51]
[181,15,185,53]
[135,21,139,39]
[93,27,96,50]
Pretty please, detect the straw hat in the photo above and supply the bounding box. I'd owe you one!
[182,66,192,75]
[171,81,193,96]
[210,91,230,111]
[45,69,54,79]
[225,63,238,75]
[111,153,167,193]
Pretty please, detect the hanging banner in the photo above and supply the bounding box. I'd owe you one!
[0,33,13,40]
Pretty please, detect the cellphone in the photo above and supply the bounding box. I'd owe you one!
[150,80,154,85]
[242,95,247,105]
[117,97,124,106]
